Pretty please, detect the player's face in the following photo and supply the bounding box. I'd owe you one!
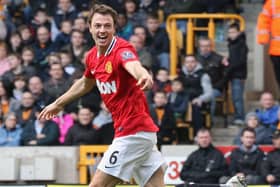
[89,13,115,52]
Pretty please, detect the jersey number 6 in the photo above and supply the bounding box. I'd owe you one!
[109,151,119,165]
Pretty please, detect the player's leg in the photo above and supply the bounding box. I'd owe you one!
[144,167,165,187]
[89,169,121,187]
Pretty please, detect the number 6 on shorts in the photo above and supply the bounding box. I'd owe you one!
[109,151,119,165]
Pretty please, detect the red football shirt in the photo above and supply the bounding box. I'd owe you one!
[84,37,158,137]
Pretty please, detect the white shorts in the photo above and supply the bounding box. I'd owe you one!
[97,131,166,187]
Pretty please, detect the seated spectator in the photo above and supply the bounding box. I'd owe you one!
[53,19,72,50]
[152,68,172,94]
[52,110,74,144]
[179,128,227,185]
[196,36,227,118]
[28,76,53,109]
[30,8,51,32]
[2,53,36,89]
[234,112,273,145]
[64,107,97,145]
[21,47,37,72]
[0,113,22,146]
[73,16,94,47]
[146,13,170,70]
[168,78,187,122]
[8,31,22,53]
[0,80,20,115]
[179,55,213,134]
[129,34,153,70]
[93,101,114,145]
[261,130,280,184]
[43,62,71,99]
[17,25,34,46]
[149,91,176,147]
[15,91,37,127]
[62,29,89,69]
[133,25,149,47]
[53,0,78,31]
[256,92,279,131]
[221,127,265,184]
[32,25,55,66]
[20,109,60,146]
[0,41,11,76]
[12,75,27,101]
[59,50,77,76]
[117,12,133,41]
[124,0,147,26]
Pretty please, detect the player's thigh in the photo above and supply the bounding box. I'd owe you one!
[89,169,121,187]
[144,167,165,187]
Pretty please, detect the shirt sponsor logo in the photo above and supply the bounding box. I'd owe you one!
[96,79,117,94]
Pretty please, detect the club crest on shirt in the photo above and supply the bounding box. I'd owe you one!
[105,61,113,74]
[121,50,135,61]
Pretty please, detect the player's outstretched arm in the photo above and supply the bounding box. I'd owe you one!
[39,76,95,120]
[124,61,153,90]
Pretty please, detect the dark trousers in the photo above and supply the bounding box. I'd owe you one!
[270,55,280,88]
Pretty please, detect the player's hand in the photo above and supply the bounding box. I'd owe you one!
[136,75,153,90]
[39,102,64,120]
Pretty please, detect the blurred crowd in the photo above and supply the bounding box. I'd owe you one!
[0,0,278,149]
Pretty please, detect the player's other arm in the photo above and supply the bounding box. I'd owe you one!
[39,76,95,120]
[124,60,153,90]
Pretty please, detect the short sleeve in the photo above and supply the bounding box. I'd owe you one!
[83,51,94,79]
[118,47,139,67]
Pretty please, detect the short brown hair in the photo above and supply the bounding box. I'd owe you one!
[87,4,118,27]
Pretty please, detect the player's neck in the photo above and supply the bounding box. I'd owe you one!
[97,37,116,57]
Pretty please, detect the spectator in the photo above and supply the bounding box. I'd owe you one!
[149,91,177,147]
[32,26,55,66]
[30,8,51,32]
[146,13,170,70]
[133,25,149,47]
[256,92,279,131]
[17,25,34,46]
[129,34,153,69]
[222,127,265,184]
[62,29,89,69]
[43,62,70,99]
[139,0,159,15]
[93,101,114,145]
[179,128,227,185]
[64,107,97,145]
[123,0,147,26]
[261,130,280,184]
[234,112,273,145]
[0,112,22,146]
[116,12,133,41]
[168,78,187,122]
[20,109,60,146]
[196,36,227,119]
[257,0,280,88]
[12,75,27,101]
[225,23,248,125]
[2,53,36,88]
[0,41,11,76]
[28,76,52,109]
[52,110,74,144]
[152,68,172,94]
[53,19,72,50]
[73,16,94,47]
[0,80,20,115]
[8,31,22,53]
[15,91,37,127]
[53,0,78,30]
[21,46,37,72]
[179,55,213,133]
[59,50,77,76]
